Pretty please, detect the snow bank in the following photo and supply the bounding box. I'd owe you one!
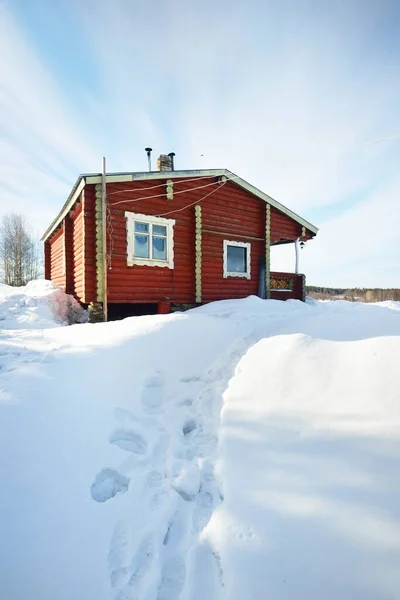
[0,297,399,599]
[212,332,400,599]
[0,279,87,329]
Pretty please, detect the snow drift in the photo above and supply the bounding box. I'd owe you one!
[0,294,399,599]
[0,279,87,328]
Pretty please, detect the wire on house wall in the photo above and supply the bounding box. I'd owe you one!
[109,180,222,207]
[104,175,236,268]
[155,181,226,218]
[106,203,114,270]
[106,173,222,197]
[107,175,240,208]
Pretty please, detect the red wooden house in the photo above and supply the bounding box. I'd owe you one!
[42,154,318,319]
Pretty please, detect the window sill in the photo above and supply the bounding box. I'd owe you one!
[223,272,251,280]
[127,258,173,269]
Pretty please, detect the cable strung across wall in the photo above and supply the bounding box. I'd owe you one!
[107,175,239,207]
[106,173,224,197]
[155,181,227,218]
[104,176,231,266]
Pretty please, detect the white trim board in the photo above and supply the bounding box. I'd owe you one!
[125,211,175,269]
[223,239,251,279]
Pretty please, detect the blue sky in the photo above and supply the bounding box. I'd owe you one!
[1,0,399,287]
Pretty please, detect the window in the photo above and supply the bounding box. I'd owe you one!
[223,240,251,279]
[125,212,175,268]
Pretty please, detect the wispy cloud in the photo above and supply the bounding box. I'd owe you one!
[0,0,399,286]
[0,3,98,231]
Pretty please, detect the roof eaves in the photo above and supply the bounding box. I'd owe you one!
[84,168,226,184]
[41,176,85,241]
[41,168,318,242]
[225,170,318,234]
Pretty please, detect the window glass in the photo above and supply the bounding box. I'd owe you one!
[227,245,246,273]
[153,224,167,236]
[135,222,149,233]
[127,212,174,266]
[134,233,149,258]
[153,236,167,260]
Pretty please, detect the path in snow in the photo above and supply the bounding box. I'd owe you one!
[93,333,256,600]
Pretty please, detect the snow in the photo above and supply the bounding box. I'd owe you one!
[1,288,400,599]
[0,279,87,328]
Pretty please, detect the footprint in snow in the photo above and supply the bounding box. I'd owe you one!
[109,429,148,454]
[182,419,197,436]
[141,372,165,414]
[147,469,170,512]
[109,521,130,589]
[180,375,203,383]
[114,407,136,424]
[192,484,214,532]
[177,397,194,407]
[158,557,186,600]
[91,468,130,503]
[170,459,201,501]
[116,533,155,600]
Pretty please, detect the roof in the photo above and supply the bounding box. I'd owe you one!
[41,168,318,241]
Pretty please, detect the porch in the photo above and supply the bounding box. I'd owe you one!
[270,272,306,301]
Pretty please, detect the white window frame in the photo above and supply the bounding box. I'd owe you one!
[223,240,251,279]
[125,211,175,269]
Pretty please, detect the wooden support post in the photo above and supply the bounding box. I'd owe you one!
[265,203,271,299]
[195,205,202,303]
[102,157,108,322]
[95,184,104,306]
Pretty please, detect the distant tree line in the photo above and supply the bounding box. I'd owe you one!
[0,213,41,286]
[306,286,400,302]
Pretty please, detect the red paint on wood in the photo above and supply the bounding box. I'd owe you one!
[71,201,85,302]
[49,227,65,290]
[64,216,74,295]
[44,241,51,280]
[45,175,314,306]
[105,178,197,304]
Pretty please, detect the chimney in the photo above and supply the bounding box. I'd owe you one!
[168,152,175,170]
[157,153,174,171]
[145,147,153,171]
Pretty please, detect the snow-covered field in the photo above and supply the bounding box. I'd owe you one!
[1,281,400,600]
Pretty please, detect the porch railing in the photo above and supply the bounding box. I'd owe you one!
[270,272,305,301]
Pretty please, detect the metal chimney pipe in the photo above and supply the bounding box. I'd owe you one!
[145,147,153,171]
[168,152,175,171]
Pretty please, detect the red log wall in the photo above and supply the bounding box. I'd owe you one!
[83,178,311,304]
[103,179,197,303]
[64,217,73,295]
[49,227,65,290]
[201,181,265,302]
[71,202,84,302]
[270,207,303,242]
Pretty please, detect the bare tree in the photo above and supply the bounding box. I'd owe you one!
[0,213,41,286]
